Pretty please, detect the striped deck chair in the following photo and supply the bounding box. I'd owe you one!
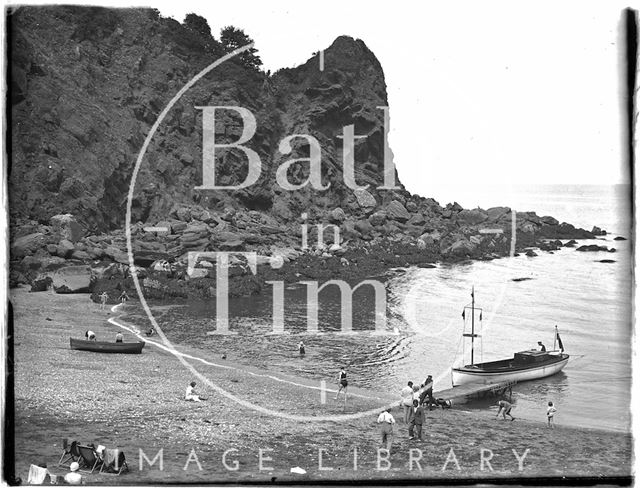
[58,439,80,467]
[27,464,50,485]
[77,444,103,473]
[99,449,128,475]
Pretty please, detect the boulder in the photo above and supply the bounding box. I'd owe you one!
[30,274,53,292]
[219,239,245,251]
[11,233,45,258]
[175,207,192,222]
[368,211,387,226]
[419,230,441,243]
[87,247,106,259]
[541,216,559,226]
[386,200,410,222]
[564,239,577,247]
[525,250,538,257]
[354,219,374,237]
[353,188,377,209]
[407,213,426,226]
[457,209,488,225]
[614,236,627,241]
[576,244,609,252]
[445,238,476,257]
[184,223,210,235]
[330,207,346,223]
[56,239,75,258]
[52,265,93,293]
[406,201,418,213]
[70,249,91,261]
[416,238,426,250]
[486,206,510,222]
[591,226,607,236]
[50,214,84,242]
[171,221,188,233]
[446,202,463,213]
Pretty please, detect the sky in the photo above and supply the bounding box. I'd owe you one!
[5,1,634,201]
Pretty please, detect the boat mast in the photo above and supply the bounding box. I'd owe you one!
[554,324,557,351]
[471,287,475,365]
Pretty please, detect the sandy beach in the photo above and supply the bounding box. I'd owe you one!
[8,288,633,484]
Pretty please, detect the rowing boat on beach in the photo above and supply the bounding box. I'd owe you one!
[451,288,570,386]
[69,338,145,354]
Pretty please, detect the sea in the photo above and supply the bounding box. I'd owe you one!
[142,184,633,433]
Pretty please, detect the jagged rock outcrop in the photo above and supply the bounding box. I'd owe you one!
[8,6,599,296]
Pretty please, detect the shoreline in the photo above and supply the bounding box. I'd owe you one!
[8,289,632,483]
[114,294,629,435]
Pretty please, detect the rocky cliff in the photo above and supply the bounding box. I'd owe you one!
[8,6,600,294]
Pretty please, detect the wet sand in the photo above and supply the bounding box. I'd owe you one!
[9,288,632,484]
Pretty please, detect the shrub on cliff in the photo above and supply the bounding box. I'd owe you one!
[220,26,263,71]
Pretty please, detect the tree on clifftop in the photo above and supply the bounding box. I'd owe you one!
[220,26,263,71]
[182,13,220,55]
[184,13,212,38]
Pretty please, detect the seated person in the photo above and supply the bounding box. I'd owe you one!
[64,462,83,485]
[185,381,203,402]
[115,332,123,343]
[85,330,96,341]
[537,341,546,352]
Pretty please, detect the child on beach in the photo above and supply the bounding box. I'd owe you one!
[99,292,108,310]
[335,367,348,402]
[185,381,206,402]
[495,399,516,421]
[547,401,557,428]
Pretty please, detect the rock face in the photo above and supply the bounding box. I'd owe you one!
[9,7,402,234]
[7,6,602,297]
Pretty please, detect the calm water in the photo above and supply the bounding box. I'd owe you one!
[142,185,632,432]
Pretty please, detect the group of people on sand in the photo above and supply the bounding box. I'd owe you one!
[495,398,556,427]
[84,330,123,342]
[97,290,129,310]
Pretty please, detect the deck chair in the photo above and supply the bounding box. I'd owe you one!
[77,444,102,473]
[27,464,51,485]
[58,439,80,467]
[100,449,128,475]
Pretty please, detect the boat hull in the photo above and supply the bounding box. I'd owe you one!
[70,338,145,354]
[451,354,569,386]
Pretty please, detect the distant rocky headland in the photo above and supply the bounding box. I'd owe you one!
[9,6,611,302]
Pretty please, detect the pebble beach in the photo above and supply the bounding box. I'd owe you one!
[9,288,633,484]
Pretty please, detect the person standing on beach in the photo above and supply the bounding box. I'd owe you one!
[99,292,108,310]
[419,375,434,407]
[299,341,305,356]
[119,290,129,303]
[377,408,395,451]
[546,401,557,428]
[400,381,414,423]
[408,399,425,440]
[496,399,516,421]
[335,367,348,402]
